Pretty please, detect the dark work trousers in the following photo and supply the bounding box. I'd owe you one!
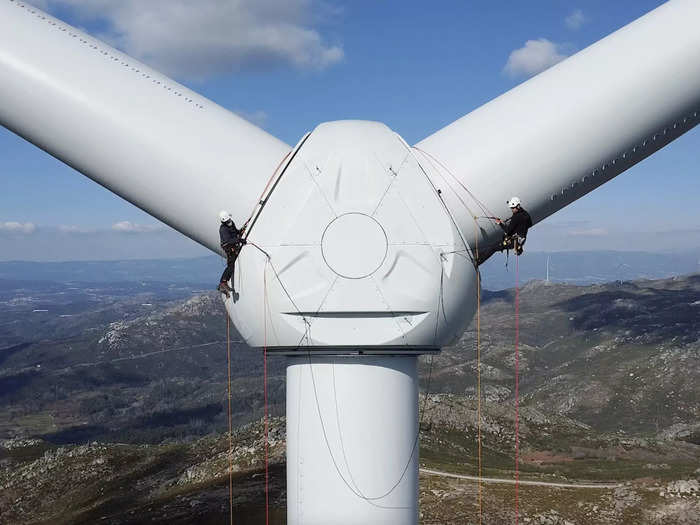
[219,244,241,286]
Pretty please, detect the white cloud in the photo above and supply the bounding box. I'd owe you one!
[0,222,36,234]
[503,39,568,78]
[112,221,165,233]
[565,9,587,30]
[37,0,344,79]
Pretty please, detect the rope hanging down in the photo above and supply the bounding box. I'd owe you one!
[248,241,437,508]
[234,145,484,515]
[226,315,234,525]
[475,220,483,525]
[514,254,521,524]
[263,268,270,525]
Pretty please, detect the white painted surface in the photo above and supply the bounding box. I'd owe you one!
[0,0,290,254]
[321,213,388,279]
[416,0,700,261]
[227,121,478,349]
[287,355,419,525]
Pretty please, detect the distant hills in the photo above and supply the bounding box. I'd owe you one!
[0,257,222,286]
[1,250,698,289]
[2,274,698,444]
[1,274,698,523]
[481,250,700,290]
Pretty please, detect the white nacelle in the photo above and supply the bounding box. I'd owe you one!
[227,121,478,350]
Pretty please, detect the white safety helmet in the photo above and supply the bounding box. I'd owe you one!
[507,197,521,208]
[219,210,232,223]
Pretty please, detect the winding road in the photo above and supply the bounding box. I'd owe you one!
[420,468,621,489]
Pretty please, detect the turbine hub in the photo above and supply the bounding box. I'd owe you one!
[228,120,478,351]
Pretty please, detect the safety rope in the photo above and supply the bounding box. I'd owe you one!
[242,150,292,231]
[406,146,476,268]
[410,145,490,522]
[248,241,434,507]
[514,254,521,524]
[226,315,233,525]
[331,353,436,510]
[475,221,483,525]
[263,266,270,525]
[411,146,512,266]
[304,346,431,508]
[242,132,312,242]
[235,143,498,517]
[412,146,498,223]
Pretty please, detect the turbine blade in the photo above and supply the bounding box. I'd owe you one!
[415,0,700,253]
[0,1,291,254]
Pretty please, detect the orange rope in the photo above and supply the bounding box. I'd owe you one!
[226,315,233,525]
[475,220,483,525]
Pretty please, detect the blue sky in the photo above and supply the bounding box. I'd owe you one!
[1,0,698,260]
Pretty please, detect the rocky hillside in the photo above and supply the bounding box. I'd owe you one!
[0,274,698,523]
[2,411,698,524]
[0,419,286,525]
[0,284,282,444]
[433,274,700,438]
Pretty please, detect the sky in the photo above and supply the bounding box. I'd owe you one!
[1,0,698,261]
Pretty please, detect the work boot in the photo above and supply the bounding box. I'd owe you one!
[217,281,232,297]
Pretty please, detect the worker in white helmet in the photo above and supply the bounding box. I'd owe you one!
[217,211,246,297]
[495,197,532,255]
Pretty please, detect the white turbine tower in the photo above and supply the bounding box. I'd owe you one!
[1,1,700,523]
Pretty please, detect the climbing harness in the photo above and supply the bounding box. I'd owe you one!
[500,234,526,256]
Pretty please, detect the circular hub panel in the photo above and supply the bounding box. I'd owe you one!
[321,213,388,279]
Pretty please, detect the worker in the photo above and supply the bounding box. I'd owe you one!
[495,197,532,255]
[217,210,246,297]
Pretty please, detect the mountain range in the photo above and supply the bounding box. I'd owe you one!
[1,249,698,290]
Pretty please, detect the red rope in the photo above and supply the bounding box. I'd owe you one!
[514,255,520,524]
[226,316,233,525]
[263,269,269,525]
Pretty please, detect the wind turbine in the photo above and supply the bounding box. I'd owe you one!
[1,0,699,523]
